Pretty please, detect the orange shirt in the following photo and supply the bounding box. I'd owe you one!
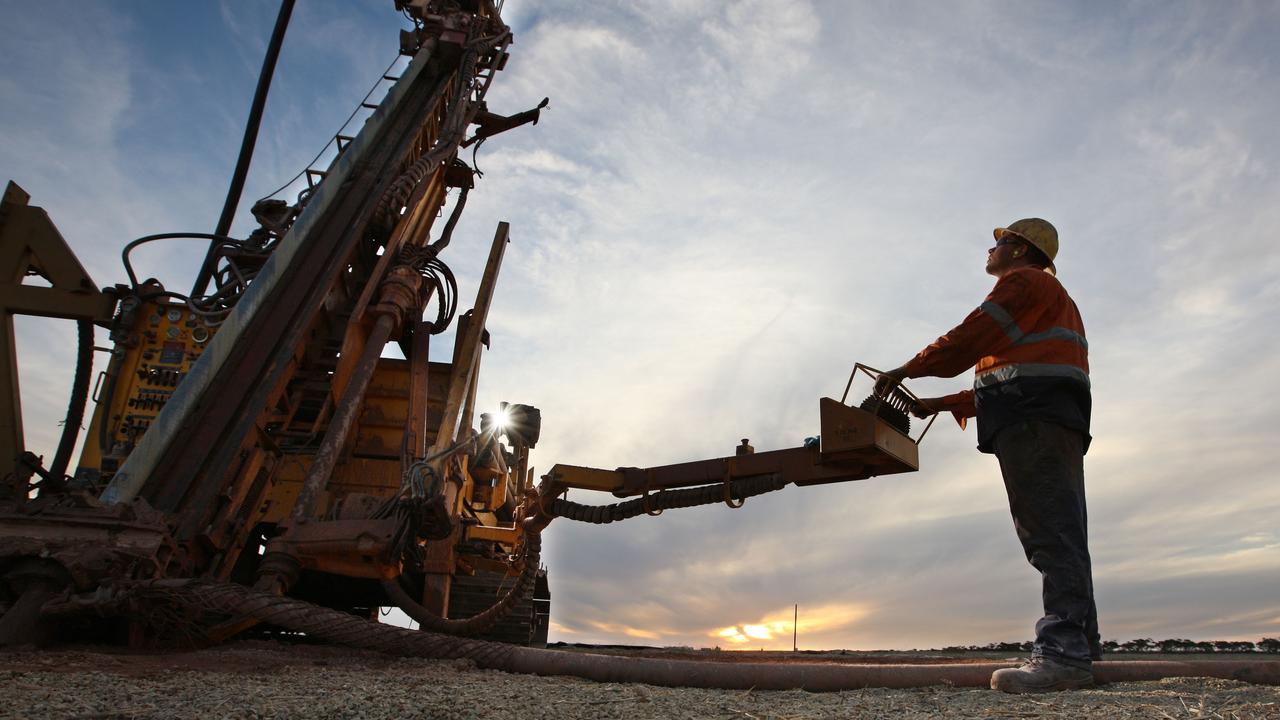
[902,267,1090,445]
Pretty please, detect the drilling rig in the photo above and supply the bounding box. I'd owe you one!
[0,0,929,651]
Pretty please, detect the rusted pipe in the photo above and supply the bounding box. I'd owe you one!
[501,655,1280,691]
[291,312,395,520]
[101,579,1280,690]
[1092,660,1280,685]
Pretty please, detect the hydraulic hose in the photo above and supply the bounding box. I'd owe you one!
[380,532,540,636]
[547,474,788,524]
[196,0,296,297]
[47,578,1280,690]
[384,451,763,635]
[122,233,241,293]
[381,476,784,633]
[373,49,479,233]
[427,184,468,255]
[48,320,93,481]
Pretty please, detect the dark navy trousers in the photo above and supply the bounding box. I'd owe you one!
[992,420,1100,668]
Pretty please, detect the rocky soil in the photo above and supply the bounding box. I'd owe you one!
[1,643,1278,719]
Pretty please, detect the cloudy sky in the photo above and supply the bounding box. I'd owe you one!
[3,1,1279,651]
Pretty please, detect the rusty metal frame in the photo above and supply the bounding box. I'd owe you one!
[111,43,464,540]
[419,221,509,617]
[547,445,860,498]
[842,363,937,445]
[546,387,929,501]
[0,182,115,486]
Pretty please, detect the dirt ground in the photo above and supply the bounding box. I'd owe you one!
[1,642,1278,719]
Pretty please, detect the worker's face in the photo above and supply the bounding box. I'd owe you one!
[986,236,1025,276]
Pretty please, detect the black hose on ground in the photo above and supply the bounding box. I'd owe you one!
[380,532,540,636]
[48,320,94,482]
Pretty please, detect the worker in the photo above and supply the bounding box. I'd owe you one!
[873,218,1099,693]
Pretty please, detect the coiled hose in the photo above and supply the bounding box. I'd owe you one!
[381,532,539,636]
[381,475,787,633]
[387,475,787,629]
[373,50,478,233]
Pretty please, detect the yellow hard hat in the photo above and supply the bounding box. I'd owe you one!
[994,218,1058,275]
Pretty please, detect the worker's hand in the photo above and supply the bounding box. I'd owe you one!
[909,397,945,419]
[873,366,908,398]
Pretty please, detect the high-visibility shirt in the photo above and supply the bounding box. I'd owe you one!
[902,267,1091,453]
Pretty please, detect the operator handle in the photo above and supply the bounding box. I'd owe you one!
[841,363,938,443]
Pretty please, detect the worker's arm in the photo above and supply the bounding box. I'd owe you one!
[877,271,1032,390]
[914,391,975,417]
[913,390,977,428]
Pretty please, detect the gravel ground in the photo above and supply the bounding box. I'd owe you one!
[2,645,1278,719]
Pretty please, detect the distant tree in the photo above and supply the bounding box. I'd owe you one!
[1158,638,1192,653]
[1214,641,1250,653]
[1235,641,1257,653]
[983,641,1029,653]
[1121,638,1156,653]
[1193,641,1215,653]
[1102,640,1121,653]
[1260,638,1280,653]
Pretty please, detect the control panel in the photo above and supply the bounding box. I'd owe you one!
[75,300,218,486]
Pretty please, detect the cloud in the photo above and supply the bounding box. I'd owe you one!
[1,3,151,460]
[470,1,1280,648]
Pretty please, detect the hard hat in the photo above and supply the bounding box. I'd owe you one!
[994,218,1058,275]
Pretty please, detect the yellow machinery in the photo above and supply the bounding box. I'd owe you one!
[0,1,926,650]
[1,0,553,646]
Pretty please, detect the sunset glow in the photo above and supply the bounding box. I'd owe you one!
[713,603,872,649]
[587,619,662,641]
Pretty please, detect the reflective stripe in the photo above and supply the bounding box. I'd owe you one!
[974,363,1091,389]
[1015,326,1089,349]
[979,301,1023,343]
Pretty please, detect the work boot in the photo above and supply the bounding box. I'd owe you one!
[990,657,1094,693]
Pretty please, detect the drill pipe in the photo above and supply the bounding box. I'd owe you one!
[92,579,1280,690]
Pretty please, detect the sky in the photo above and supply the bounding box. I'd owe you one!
[3,1,1279,651]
